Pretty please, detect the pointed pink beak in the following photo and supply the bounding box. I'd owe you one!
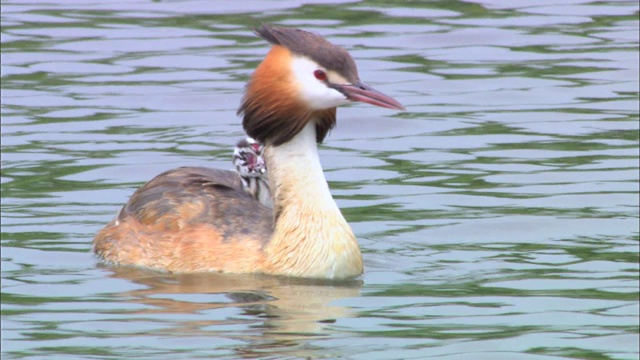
[333,81,405,110]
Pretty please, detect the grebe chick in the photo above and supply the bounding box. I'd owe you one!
[93,25,404,279]
[233,137,272,208]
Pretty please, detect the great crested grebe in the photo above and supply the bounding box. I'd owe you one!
[93,25,404,279]
[233,137,272,208]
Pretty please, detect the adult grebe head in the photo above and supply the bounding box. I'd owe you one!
[239,25,404,147]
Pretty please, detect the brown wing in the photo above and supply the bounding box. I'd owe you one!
[118,166,274,240]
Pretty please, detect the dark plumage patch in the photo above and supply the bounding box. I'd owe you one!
[118,167,274,242]
[241,97,336,146]
[255,25,359,82]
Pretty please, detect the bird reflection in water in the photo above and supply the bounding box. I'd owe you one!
[102,266,362,358]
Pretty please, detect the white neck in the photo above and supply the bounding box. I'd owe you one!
[263,121,362,279]
[267,122,337,210]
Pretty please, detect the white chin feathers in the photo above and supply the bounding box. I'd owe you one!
[291,56,348,110]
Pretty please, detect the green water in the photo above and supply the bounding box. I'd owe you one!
[2,1,639,359]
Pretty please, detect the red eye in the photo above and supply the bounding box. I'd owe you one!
[314,70,327,81]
